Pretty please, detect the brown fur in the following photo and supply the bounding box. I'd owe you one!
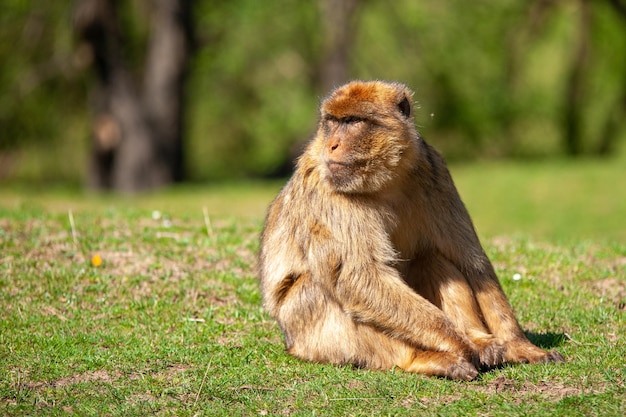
[258,80,564,380]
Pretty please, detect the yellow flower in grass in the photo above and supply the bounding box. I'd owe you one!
[91,254,103,267]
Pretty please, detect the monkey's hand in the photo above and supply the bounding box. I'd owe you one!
[400,350,479,381]
[447,356,480,381]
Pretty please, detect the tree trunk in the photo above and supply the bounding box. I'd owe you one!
[317,0,361,94]
[74,0,193,192]
[562,0,590,156]
[597,71,626,156]
[597,0,626,155]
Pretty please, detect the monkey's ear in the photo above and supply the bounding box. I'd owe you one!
[398,96,411,118]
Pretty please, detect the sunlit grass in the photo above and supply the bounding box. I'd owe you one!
[0,157,624,415]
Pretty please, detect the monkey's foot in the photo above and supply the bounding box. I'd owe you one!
[471,336,506,369]
[400,351,478,381]
[504,340,565,364]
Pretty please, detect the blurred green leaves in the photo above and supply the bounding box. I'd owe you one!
[1,0,625,185]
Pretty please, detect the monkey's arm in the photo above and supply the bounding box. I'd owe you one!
[335,260,477,361]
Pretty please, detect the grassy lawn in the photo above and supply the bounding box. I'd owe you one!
[0,157,624,416]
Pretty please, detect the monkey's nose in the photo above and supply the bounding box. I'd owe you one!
[327,137,341,153]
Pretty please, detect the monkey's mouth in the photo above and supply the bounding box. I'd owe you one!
[326,158,367,172]
[326,160,350,173]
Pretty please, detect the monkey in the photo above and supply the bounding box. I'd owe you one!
[258,80,564,380]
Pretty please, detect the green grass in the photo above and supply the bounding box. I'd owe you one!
[452,157,626,243]
[1,158,625,416]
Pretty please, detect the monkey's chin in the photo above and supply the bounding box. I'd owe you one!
[323,163,361,193]
[325,166,384,195]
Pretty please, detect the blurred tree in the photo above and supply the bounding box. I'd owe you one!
[186,0,321,180]
[598,0,626,155]
[563,0,590,156]
[73,0,194,192]
[0,3,85,183]
[270,0,362,173]
[561,0,626,156]
[1,0,624,186]
[317,0,362,93]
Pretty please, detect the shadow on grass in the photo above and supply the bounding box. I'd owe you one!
[525,331,566,349]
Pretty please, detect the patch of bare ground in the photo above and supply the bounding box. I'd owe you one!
[21,369,123,390]
[592,277,626,310]
[488,238,626,299]
[16,364,191,391]
[400,394,455,409]
[472,375,606,403]
[398,375,609,410]
[7,365,199,411]
[488,237,576,283]
[2,217,258,294]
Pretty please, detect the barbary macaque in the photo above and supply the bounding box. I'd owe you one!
[258,80,564,380]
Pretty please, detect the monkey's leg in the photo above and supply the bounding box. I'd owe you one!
[406,252,506,368]
[276,270,479,379]
[463,266,565,364]
[284,302,478,380]
[431,173,565,364]
[273,276,389,368]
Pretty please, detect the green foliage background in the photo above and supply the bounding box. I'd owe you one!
[1,1,625,185]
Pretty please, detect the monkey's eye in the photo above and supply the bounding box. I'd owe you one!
[342,116,362,124]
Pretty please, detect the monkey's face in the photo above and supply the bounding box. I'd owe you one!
[317,81,418,194]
